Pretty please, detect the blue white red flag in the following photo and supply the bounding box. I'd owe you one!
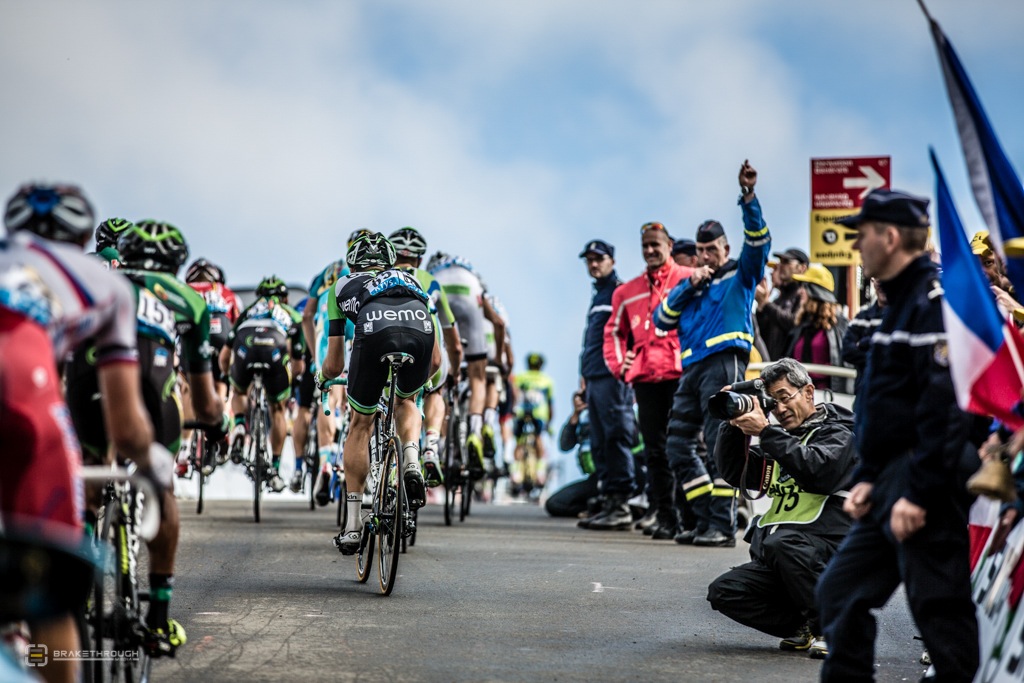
[928,15,1024,296]
[932,150,1024,430]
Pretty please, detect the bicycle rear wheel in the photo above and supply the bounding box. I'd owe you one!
[377,435,403,595]
[355,524,374,583]
[306,414,318,511]
[250,400,264,524]
[460,479,472,521]
[195,430,206,515]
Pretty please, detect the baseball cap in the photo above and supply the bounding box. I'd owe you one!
[970,230,993,257]
[579,239,614,259]
[696,220,725,243]
[835,189,930,229]
[771,247,810,265]
[672,238,696,257]
[791,264,836,303]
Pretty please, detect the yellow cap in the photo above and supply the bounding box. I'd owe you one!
[792,264,836,303]
[971,230,993,256]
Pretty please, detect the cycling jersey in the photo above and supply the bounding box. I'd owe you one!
[514,369,555,426]
[187,281,241,345]
[0,232,137,364]
[308,260,354,369]
[397,264,454,391]
[484,293,509,364]
[328,269,434,414]
[229,296,305,357]
[430,258,487,361]
[227,296,304,403]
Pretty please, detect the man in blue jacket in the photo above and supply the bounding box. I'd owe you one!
[577,239,638,530]
[654,160,771,547]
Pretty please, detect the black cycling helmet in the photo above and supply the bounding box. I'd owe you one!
[4,183,95,244]
[347,228,373,249]
[388,227,427,258]
[527,352,545,370]
[117,220,190,273]
[95,217,136,251]
[256,275,288,299]
[347,232,396,271]
[185,258,226,285]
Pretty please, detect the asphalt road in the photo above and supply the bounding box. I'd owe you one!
[160,496,928,683]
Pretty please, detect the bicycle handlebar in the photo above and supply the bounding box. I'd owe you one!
[80,464,162,541]
[321,377,348,415]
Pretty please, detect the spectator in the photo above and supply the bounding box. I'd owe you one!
[604,221,693,539]
[672,238,699,268]
[576,240,638,531]
[707,358,855,659]
[841,278,886,400]
[756,247,809,361]
[784,265,853,394]
[817,189,979,682]
[654,160,771,547]
[544,390,598,518]
[972,230,1024,325]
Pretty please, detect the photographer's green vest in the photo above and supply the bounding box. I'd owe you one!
[757,427,836,528]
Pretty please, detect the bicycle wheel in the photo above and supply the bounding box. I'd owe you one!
[355,523,374,583]
[460,478,472,521]
[119,491,150,683]
[336,473,347,529]
[86,496,117,683]
[377,435,403,595]
[306,414,318,511]
[195,430,206,515]
[443,399,461,526]
[250,396,264,524]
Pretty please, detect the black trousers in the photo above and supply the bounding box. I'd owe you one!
[708,526,838,637]
[817,458,978,682]
[633,380,679,525]
[584,375,637,498]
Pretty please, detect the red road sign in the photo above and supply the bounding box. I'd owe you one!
[811,157,891,210]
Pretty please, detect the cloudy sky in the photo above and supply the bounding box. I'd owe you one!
[3,0,1023,422]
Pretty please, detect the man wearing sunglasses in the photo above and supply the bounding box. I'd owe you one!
[706,358,855,659]
[653,160,771,547]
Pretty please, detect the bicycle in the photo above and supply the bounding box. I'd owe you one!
[302,404,319,511]
[442,378,472,525]
[81,459,165,683]
[239,363,272,523]
[326,353,415,596]
[182,421,223,516]
[511,414,543,501]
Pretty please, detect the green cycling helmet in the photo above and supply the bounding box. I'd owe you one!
[256,275,288,299]
[347,232,396,271]
[117,220,189,273]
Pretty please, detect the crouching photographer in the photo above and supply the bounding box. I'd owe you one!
[705,358,855,658]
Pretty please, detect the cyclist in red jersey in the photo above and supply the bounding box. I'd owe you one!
[1,183,163,683]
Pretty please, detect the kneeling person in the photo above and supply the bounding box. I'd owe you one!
[706,358,855,659]
[320,233,437,554]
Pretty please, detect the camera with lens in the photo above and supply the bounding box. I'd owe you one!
[707,379,777,420]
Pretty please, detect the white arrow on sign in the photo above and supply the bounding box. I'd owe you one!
[842,165,886,200]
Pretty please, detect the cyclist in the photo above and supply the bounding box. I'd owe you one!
[185,257,241,400]
[290,259,350,505]
[221,275,306,493]
[1,183,162,683]
[427,251,505,478]
[511,352,555,494]
[92,216,135,268]
[389,226,464,486]
[319,233,436,554]
[482,292,513,469]
[91,220,226,655]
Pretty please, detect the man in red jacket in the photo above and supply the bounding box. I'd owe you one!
[604,222,693,538]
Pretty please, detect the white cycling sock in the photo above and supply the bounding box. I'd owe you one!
[345,493,362,533]
[403,442,420,468]
[469,413,483,437]
[484,408,497,429]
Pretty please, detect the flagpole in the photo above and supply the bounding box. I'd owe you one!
[915,0,934,23]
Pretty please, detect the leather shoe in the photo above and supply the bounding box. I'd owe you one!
[650,523,678,540]
[692,529,736,547]
[673,529,698,545]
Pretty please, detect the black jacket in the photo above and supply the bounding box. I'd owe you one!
[841,301,884,400]
[715,403,856,548]
[580,272,620,379]
[757,281,803,361]
[853,255,975,510]
[783,315,854,395]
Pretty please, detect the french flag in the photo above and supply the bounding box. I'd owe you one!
[933,150,1024,431]
[927,11,1024,297]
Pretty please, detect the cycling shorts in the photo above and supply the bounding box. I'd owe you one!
[295,362,316,409]
[347,326,435,415]
[514,415,545,439]
[0,309,83,544]
[67,336,183,455]
[228,326,292,403]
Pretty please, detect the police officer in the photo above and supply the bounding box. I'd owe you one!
[577,239,638,530]
[816,189,979,681]
[706,358,855,658]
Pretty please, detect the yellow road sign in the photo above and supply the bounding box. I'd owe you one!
[810,209,861,265]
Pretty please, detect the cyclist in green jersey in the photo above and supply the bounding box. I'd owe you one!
[92,216,135,268]
[390,227,464,486]
[66,220,228,657]
[222,276,306,493]
[512,352,555,480]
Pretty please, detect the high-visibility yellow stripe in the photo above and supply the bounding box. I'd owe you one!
[684,483,713,500]
[711,487,738,497]
[745,224,768,238]
[680,348,693,360]
[705,331,753,348]
[661,301,680,317]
